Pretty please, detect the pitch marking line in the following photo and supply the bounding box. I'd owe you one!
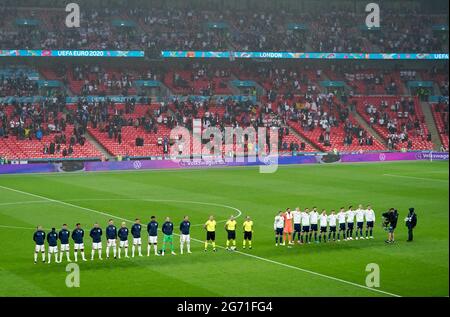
[383,174,449,183]
[0,185,401,297]
[0,198,242,226]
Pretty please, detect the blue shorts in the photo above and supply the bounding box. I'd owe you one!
[276,228,283,235]
[347,223,354,230]
[320,226,327,233]
[302,226,310,233]
[329,226,336,232]
[357,222,364,229]
[339,223,346,231]
[311,224,318,231]
[366,221,374,228]
[294,224,301,232]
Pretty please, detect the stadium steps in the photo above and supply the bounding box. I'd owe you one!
[420,101,443,150]
[288,127,322,152]
[350,106,387,147]
[84,131,115,160]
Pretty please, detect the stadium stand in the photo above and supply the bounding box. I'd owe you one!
[0,5,448,54]
[353,96,434,150]
[431,101,449,150]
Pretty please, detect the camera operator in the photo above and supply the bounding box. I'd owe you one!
[405,207,418,242]
[382,208,399,244]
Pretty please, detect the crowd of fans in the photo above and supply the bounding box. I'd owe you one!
[0,96,90,157]
[0,6,447,54]
[363,97,430,150]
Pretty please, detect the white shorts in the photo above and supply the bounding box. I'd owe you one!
[92,242,102,250]
[148,236,157,244]
[107,239,117,247]
[60,244,70,251]
[119,240,129,248]
[49,246,58,253]
[133,238,142,245]
[35,245,45,252]
[180,234,190,243]
[74,243,84,250]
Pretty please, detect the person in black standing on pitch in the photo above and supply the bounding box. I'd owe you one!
[405,208,417,242]
[382,208,399,244]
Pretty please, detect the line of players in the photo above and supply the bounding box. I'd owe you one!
[33,215,255,263]
[32,216,192,264]
[273,204,376,246]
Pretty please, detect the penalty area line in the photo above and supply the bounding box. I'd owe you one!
[0,184,401,297]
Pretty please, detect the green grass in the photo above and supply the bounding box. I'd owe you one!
[0,161,448,297]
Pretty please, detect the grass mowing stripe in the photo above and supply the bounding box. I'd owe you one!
[382,174,449,182]
[0,184,401,297]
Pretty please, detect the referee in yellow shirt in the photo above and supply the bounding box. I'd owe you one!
[225,216,237,251]
[204,215,217,252]
[243,216,254,249]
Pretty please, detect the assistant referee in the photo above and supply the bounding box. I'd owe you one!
[242,216,254,249]
[204,215,217,252]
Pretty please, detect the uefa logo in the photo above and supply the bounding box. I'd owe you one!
[133,161,142,169]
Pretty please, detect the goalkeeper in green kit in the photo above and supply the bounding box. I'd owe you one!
[161,217,176,256]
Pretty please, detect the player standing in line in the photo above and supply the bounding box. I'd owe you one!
[327,210,337,241]
[131,218,143,257]
[318,209,328,243]
[225,215,237,251]
[300,208,311,244]
[365,205,376,239]
[90,223,103,260]
[47,227,59,264]
[72,223,87,262]
[179,216,192,254]
[282,208,293,246]
[274,211,284,246]
[147,216,159,256]
[337,208,347,242]
[33,225,46,264]
[204,215,217,252]
[118,222,129,258]
[105,219,117,259]
[242,216,253,249]
[309,207,319,243]
[292,207,302,244]
[346,206,355,240]
[355,204,365,240]
[161,217,176,256]
[58,224,71,262]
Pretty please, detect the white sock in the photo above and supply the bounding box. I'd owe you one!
[91,250,95,259]
[113,247,117,258]
[34,253,38,262]
[125,248,128,257]
[59,252,63,262]
[81,251,86,260]
[147,245,150,256]
[41,252,45,262]
[74,252,78,261]
[153,244,158,254]
[98,249,102,259]
[138,246,142,255]
[66,252,71,261]
[106,246,110,257]
[47,253,51,263]
[118,248,121,258]
[132,245,135,257]
[187,242,190,252]
[180,243,184,254]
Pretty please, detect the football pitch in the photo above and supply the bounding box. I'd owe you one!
[0,161,448,297]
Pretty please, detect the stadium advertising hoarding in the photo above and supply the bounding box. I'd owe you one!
[161,51,449,60]
[0,50,145,57]
[0,152,447,175]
